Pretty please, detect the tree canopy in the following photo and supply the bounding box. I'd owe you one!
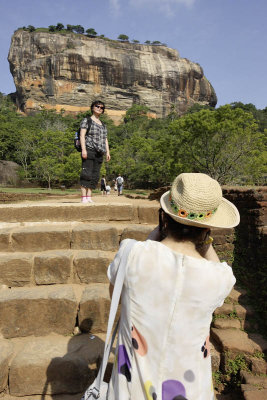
[0,94,266,188]
[117,34,129,41]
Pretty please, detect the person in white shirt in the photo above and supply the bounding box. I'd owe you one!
[116,174,124,196]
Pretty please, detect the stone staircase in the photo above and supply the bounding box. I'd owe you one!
[0,199,158,400]
[0,198,266,399]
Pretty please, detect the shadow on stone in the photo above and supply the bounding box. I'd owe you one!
[41,334,104,399]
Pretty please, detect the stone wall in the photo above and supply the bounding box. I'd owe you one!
[223,187,267,334]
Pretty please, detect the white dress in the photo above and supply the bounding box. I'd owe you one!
[107,239,236,400]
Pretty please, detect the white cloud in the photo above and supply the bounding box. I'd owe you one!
[109,0,195,17]
[109,0,120,15]
[129,0,196,15]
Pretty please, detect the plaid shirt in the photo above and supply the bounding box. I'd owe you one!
[80,117,107,153]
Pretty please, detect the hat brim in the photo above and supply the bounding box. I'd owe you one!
[160,191,240,229]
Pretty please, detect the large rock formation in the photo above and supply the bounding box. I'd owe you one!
[8,30,217,122]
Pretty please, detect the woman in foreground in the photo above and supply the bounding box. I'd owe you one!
[107,173,240,400]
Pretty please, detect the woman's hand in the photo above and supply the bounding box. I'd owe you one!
[106,152,111,162]
[81,149,87,159]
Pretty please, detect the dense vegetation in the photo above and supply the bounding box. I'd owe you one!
[0,93,266,188]
[16,25,166,46]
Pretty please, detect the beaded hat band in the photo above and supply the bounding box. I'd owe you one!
[169,194,217,221]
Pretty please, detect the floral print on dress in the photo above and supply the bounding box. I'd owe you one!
[132,325,148,356]
[118,345,131,382]
[107,239,236,399]
[144,381,157,400]
[162,380,187,400]
[201,336,210,358]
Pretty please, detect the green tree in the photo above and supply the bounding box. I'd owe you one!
[145,40,151,44]
[168,105,266,184]
[27,25,36,32]
[29,129,69,188]
[124,104,149,123]
[152,41,161,45]
[15,129,36,180]
[56,23,64,31]
[132,39,140,43]
[231,102,267,132]
[48,25,56,32]
[73,25,84,34]
[117,34,129,41]
[66,24,74,31]
[86,28,97,37]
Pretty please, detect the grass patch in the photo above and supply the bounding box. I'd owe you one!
[0,186,78,195]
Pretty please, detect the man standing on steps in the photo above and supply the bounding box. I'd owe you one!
[116,174,124,196]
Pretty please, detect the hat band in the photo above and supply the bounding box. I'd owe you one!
[169,194,217,221]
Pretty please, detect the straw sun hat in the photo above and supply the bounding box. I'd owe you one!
[160,173,240,229]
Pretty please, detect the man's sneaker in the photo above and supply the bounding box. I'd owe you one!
[81,196,88,204]
[86,196,94,203]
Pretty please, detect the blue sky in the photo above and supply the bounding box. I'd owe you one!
[1,0,266,109]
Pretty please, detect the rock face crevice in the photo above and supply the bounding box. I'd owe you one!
[8,31,217,120]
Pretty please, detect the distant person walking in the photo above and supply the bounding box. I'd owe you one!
[106,184,111,195]
[100,175,107,195]
[116,174,124,196]
[79,100,110,203]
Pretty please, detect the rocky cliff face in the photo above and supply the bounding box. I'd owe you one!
[8,30,217,121]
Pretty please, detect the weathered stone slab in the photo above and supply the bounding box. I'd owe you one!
[107,204,138,222]
[213,303,234,316]
[247,333,267,353]
[227,287,247,303]
[74,204,109,222]
[9,334,104,396]
[211,228,234,245]
[243,390,267,400]
[234,304,253,319]
[211,328,256,355]
[213,318,241,330]
[0,254,32,286]
[138,205,159,224]
[0,230,11,251]
[210,342,220,371]
[0,204,109,223]
[0,285,78,338]
[78,284,110,333]
[0,340,13,392]
[71,225,119,251]
[74,251,113,284]
[11,226,71,252]
[249,357,267,374]
[121,224,154,241]
[241,370,267,388]
[34,251,72,284]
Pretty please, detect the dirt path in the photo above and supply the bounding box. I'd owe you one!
[0,191,159,207]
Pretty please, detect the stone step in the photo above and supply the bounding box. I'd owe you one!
[0,222,155,253]
[0,249,116,287]
[211,327,266,356]
[241,370,267,400]
[0,333,106,397]
[0,333,234,399]
[0,283,110,339]
[0,201,159,224]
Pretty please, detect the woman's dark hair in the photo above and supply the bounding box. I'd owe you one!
[159,208,209,246]
[91,100,105,114]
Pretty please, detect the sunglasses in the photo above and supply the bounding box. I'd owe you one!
[95,105,104,110]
